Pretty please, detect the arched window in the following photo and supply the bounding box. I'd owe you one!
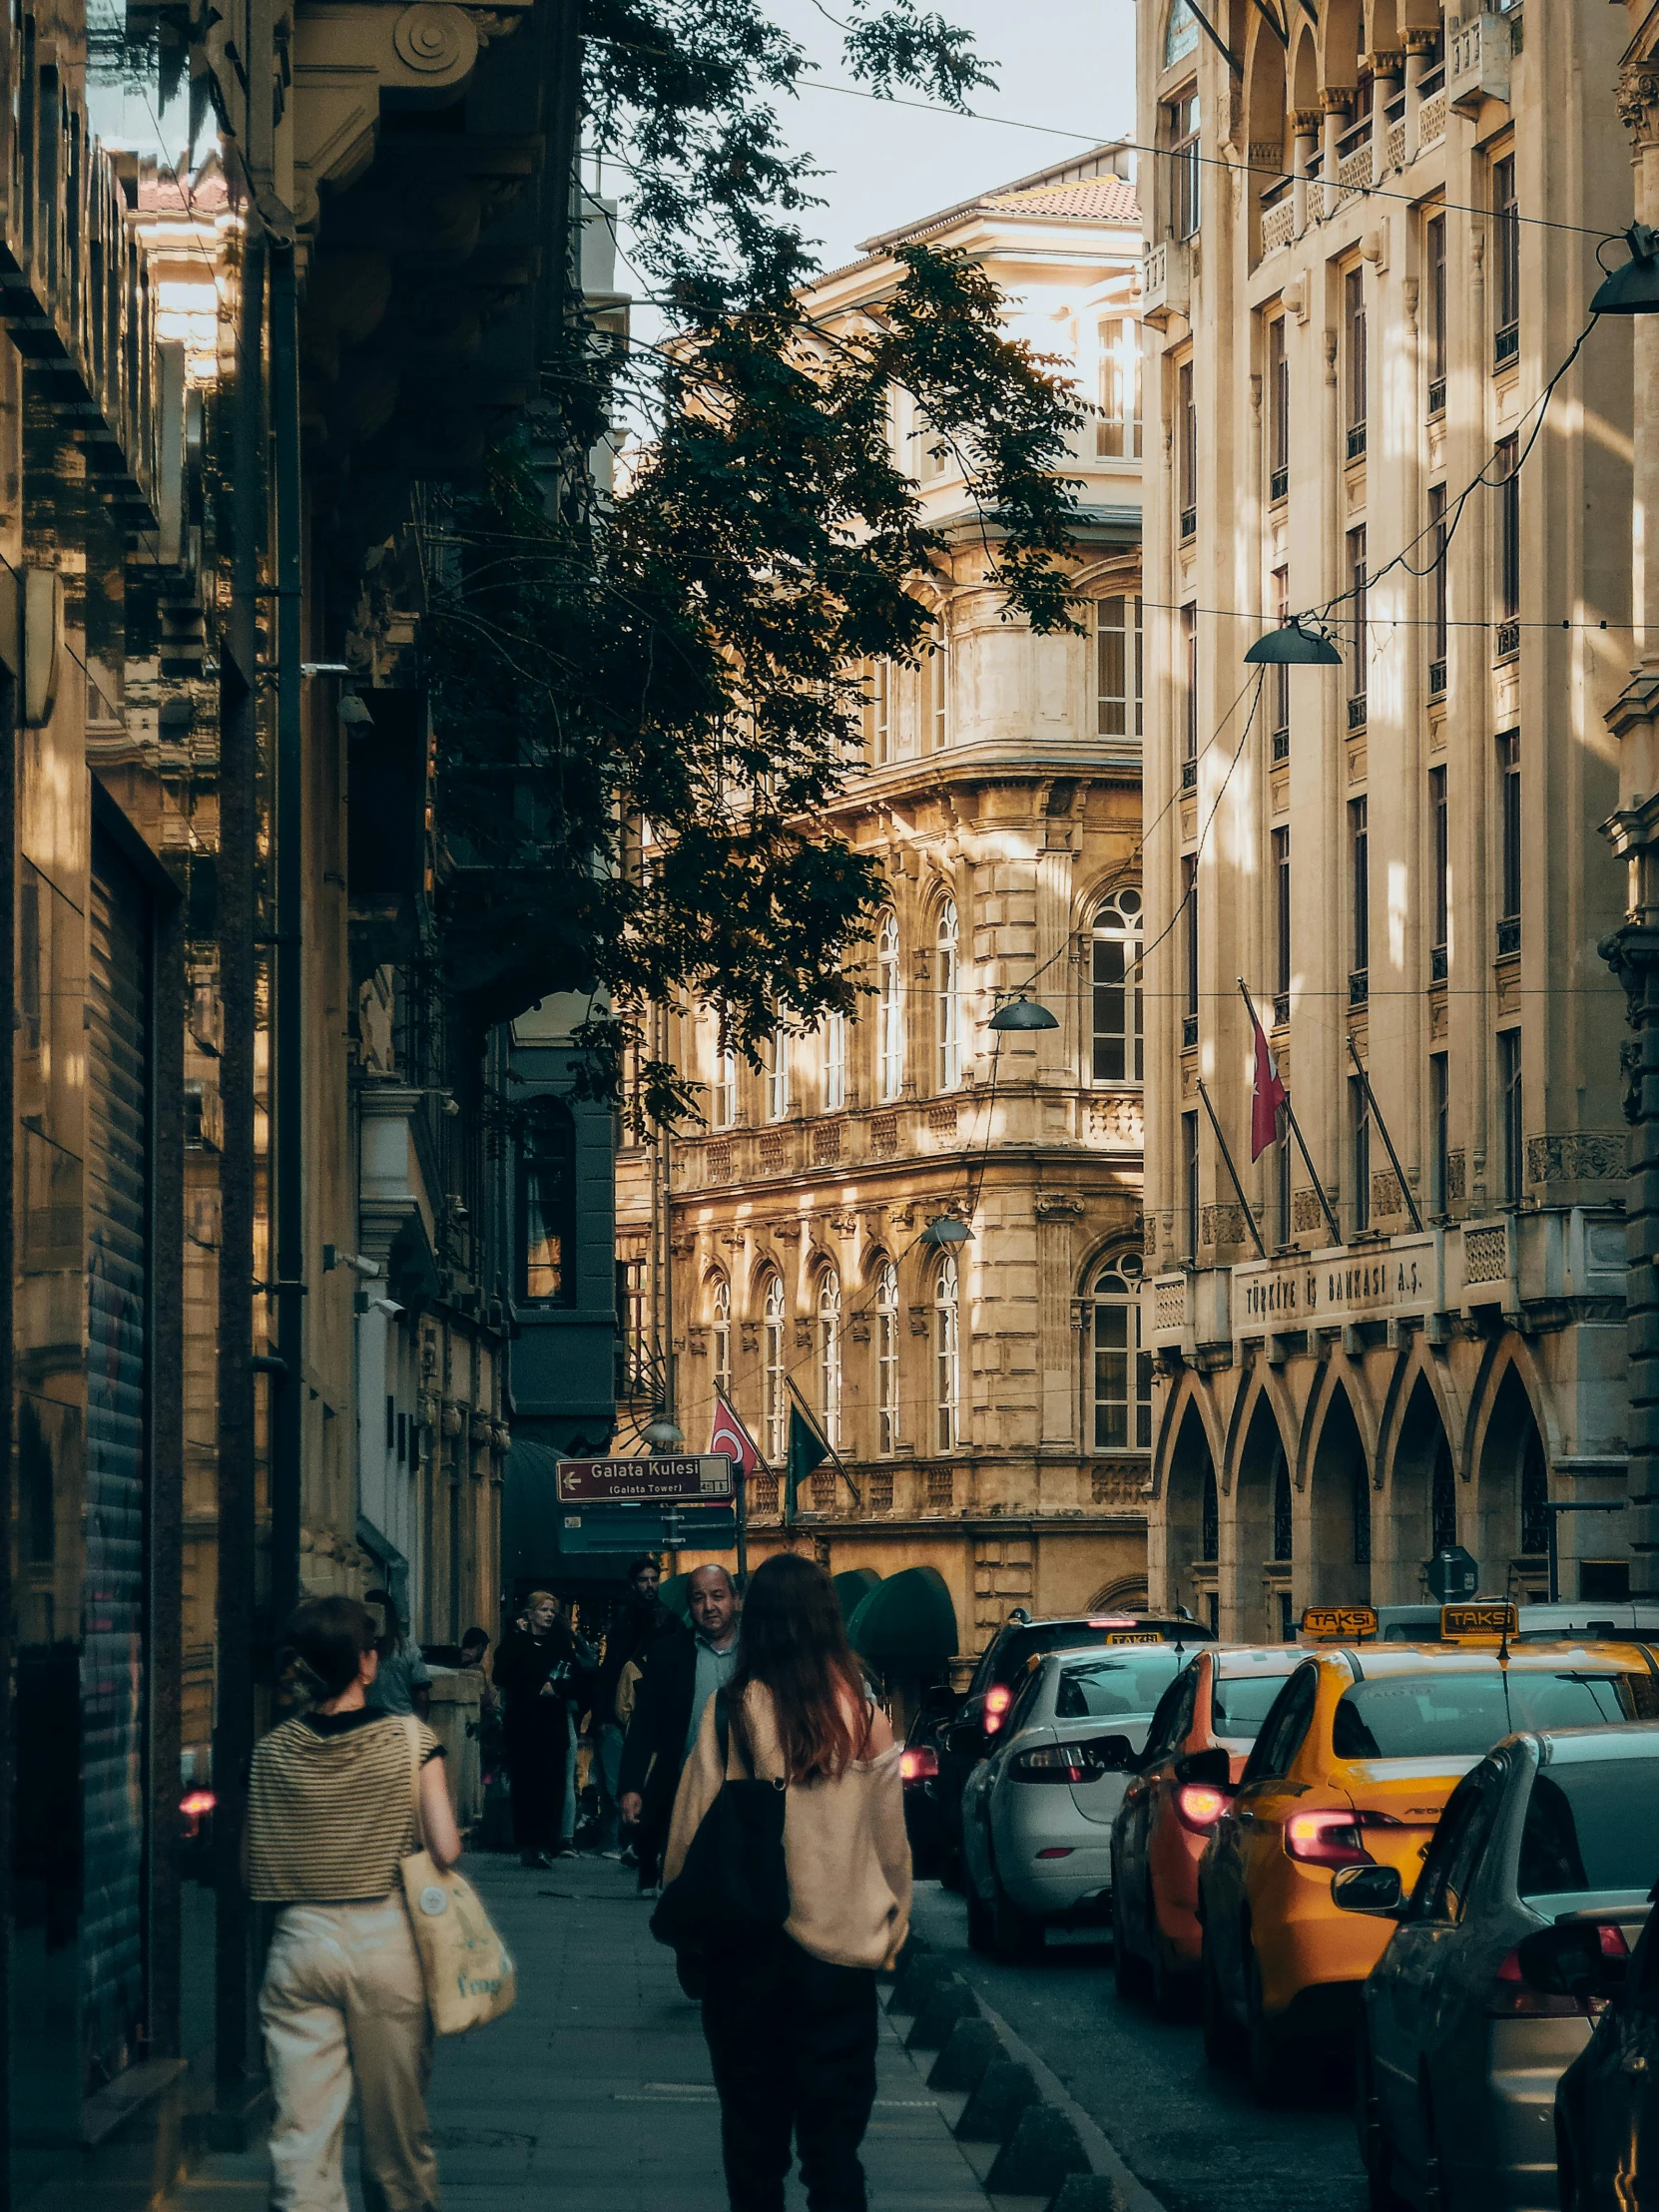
[766,1019,791,1123]
[762,1274,787,1463]
[818,1269,842,1449]
[876,911,903,1101]
[1090,1253,1150,1449]
[874,1258,899,1455]
[517,1098,575,1306]
[1164,0,1200,67]
[711,1276,732,1398]
[1273,1447,1293,1562]
[823,1010,847,1112]
[1092,888,1144,1083]
[934,1254,960,1453]
[936,898,961,1091]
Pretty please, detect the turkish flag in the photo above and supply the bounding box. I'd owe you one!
[711,1389,767,1479]
[1251,1013,1289,1163]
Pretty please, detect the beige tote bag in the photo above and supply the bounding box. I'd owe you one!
[398,1716,517,2035]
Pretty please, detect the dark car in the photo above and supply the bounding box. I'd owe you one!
[935,1610,1212,1886]
[1555,1890,1659,2211]
[900,1688,956,1880]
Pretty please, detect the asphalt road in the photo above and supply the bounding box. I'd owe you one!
[909,1882,1370,2212]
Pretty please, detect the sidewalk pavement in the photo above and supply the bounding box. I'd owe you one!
[168,1855,1006,2212]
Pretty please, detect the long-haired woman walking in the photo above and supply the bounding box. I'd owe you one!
[663,1551,910,2212]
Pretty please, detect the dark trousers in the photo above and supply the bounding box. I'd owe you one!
[700,1934,878,2212]
[506,1712,567,1855]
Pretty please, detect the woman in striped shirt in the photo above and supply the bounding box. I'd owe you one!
[248,1594,461,2212]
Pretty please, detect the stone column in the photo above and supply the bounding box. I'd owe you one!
[1320,90,1350,210]
[1370,52,1402,186]
[1601,52,1659,1599]
[1403,31,1434,163]
[1291,110,1321,238]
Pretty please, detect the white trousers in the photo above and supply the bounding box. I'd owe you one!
[260,1896,437,2212]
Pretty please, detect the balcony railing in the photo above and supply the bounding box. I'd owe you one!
[1350,967,1369,1006]
[1181,757,1198,792]
[1494,320,1519,370]
[1496,914,1521,958]
[1180,505,1197,541]
[1270,464,1289,503]
[1182,1014,1199,1050]
[1271,728,1290,764]
[1495,619,1520,661]
[1427,375,1446,417]
[1430,943,1448,983]
[1347,422,1368,462]
[1272,990,1290,1027]
[1428,656,1447,700]
[1348,694,1368,732]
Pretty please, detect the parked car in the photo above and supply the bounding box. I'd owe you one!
[1198,1641,1659,2104]
[1374,1603,1659,1645]
[1111,1644,1301,2012]
[900,1687,957,1880]
[1344,1723,1659,2212]
[959,1640,1190,1960]
[1555,1884,1659,2212]
[937,1610,1213,1884]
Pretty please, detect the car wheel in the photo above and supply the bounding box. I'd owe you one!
[1245,1943,1290,2107]
[1112,1884,1150,1999]
[992,1872,1043,1962]
[1201,1933,1242,2070]
[965,1882,993,1954]
[1356,2029,1406,2212]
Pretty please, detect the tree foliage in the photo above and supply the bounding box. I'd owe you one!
[423,0,1086,1122]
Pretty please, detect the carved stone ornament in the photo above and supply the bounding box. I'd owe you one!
[1035,1193,1086,1221]
[1527,1131,1628,1183]
[393,5,479,74]
[740,1328,759,1355]
[1617,63,1659,141]
[794,1321,814,1350]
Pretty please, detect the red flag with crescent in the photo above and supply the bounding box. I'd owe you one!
[711,1388,767,1477]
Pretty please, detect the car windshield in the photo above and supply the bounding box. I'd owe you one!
[1211,1670,1296,1738]
[1055,1650,1184,1719]
[1518,1758,1659,1898]
[1332,1671,1656,1760]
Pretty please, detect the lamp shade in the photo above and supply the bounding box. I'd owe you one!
[1591,246,1659,316]
[988,994,1059,1032]
[642,1412,685,1449]
[919,1216,972,1247]
[1244,622,1344,667]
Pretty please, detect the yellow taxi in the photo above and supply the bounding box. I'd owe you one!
[1196,1605,1659,2103]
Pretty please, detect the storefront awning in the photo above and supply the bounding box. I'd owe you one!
[832,1567,882,1627]
[847,1565,958,1666]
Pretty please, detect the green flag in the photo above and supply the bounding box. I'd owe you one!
[786,1402,829,1523]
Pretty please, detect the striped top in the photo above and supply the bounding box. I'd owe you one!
[247,1709,441,1903]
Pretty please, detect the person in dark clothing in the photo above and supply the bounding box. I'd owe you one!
[618,1563,739,1888]
[590,1556,677,1855]
[493,1590,578,1867]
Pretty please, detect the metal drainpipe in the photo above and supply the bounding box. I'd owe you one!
[270,243,303,1628]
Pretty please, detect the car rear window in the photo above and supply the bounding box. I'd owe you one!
[1333,1671,1656,1760]
[1518,1760,1659,1897]
[1211,1670,1296,1739]
[1056,1649,1185,1719]
[982,1622,1203,1690]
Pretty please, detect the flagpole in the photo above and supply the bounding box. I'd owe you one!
[786,1375,863,1509]
[1346,1033,1425,1234]
[1237,978,1343,1250]
[1196,1078,1267,1259]
[711,1388,763,1578]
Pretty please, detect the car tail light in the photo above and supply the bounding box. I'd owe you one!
[900,1746,939,1784]
[1175,1783,1230,1834]
[983,1684,1014,1736]
[1010,1743,1109,1785]
[181,1789,216,1838]
[1487,1925,1629,2019]
[1036,1847,1075,1860]
[1283,1807,1403,1868]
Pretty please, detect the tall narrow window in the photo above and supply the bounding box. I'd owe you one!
[1177,360,1197,539]
[876,910,902,1100]
[1351,1073,1372,1236]
[1097,595,1143,739]
[1426,210,1447,413]
[823,1011,846,1111]
[1350,797,1370,1000]
[766,1021,791,1121]
[1492,153,1519,367]
[818,1270,842,1449]
[1430,765,1449,980]
[1182,1110,1199,1257]
[936,898,961,1090]
[1344,265,1367,460]
[518,1099,576,1306]
[1182,851,1199,1046]
[1168,87,1201,240]
[1428,481,1448,698]
[927,629,948,750]
[1182,603,1198,783]
[1097,318,1142,459]
[712,1276,732,1397]
[1092,888,1144,1082]
[875,1258,899,1454]
[1497,731,1521,953]
[1429,1052,1449,1216]
[1270,565,1291,757]
[1495,434,1520,657]
[934,1256,960,1453]
[762,1273,787,1463]
[1277,1130,1292,1249]
[870,660,891,767]
[1498,1029,1523,1205]
[712,1039,737,1130]
[1092,1254,1151,1450]
[1268,317,1290,502]
[1272,827,1292,1020]
[1348,525,1368,722]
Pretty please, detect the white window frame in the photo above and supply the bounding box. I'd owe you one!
[763,1274,787,1463]
[936,897,961,1091]
[875,1258,899,1455]
[1091,887,1144,1084]
[818,1270,842,1450]
[712,1276,732,1397]
[870,660,890,767]
[1096,596,1144,740]
[712,1039,736,1130]
[934,1254,960,1454]
[824,1010,846,1112]
[1096,318,1143,460]
[766,1021,791,1123]
[876,911,903,1101]
[1090,1253,1150,1451]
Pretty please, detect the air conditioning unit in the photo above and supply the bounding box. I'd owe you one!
[1447,13,1510,115]
[1141,241,1191,329]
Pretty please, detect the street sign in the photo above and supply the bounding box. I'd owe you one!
[1425,1545,1480,1603]
[555,1454,735,1505]
[557,1508,737,1554]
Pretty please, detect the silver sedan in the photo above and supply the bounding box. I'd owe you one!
[1344,1720,1659,2212]
[959,1640,1193,1960]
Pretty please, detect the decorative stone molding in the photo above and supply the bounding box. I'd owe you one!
[1035,1193,1085,1221]
[1617,62,1659,144]
[1292,1188,1326,1235]
[1527,1131,1627,1183]
[1089,1092,1144,1147]
[794,1321,814,1350]
[1371,1169,1404,1218]
[907,1306,931,1337]
[1201,1202,1248,1247]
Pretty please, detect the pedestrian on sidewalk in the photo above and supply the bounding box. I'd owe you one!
[248,1593,462,2212]
[363,1587,432,1722]
[663,1552,909,2212]
[619,1562,740,1890]
[494,1588,579,1867]
[591,1554,677,1856]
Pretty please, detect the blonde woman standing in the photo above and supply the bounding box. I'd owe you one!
[664,1552,911,2212]
[248,1595,461,2212]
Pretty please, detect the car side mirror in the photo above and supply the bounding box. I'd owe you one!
[1093,1734,1137,1772]
[1175,1747,1232,1788]
[1516,1924,1631,2005]
[1331,1864,1404,1917]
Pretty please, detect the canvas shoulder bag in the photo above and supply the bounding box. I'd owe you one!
[650,1691,789,1953]
[398,1715,517,2035]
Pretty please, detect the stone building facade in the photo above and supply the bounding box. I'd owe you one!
[621,156,1155,1662]
[1136,0,1637,1636]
